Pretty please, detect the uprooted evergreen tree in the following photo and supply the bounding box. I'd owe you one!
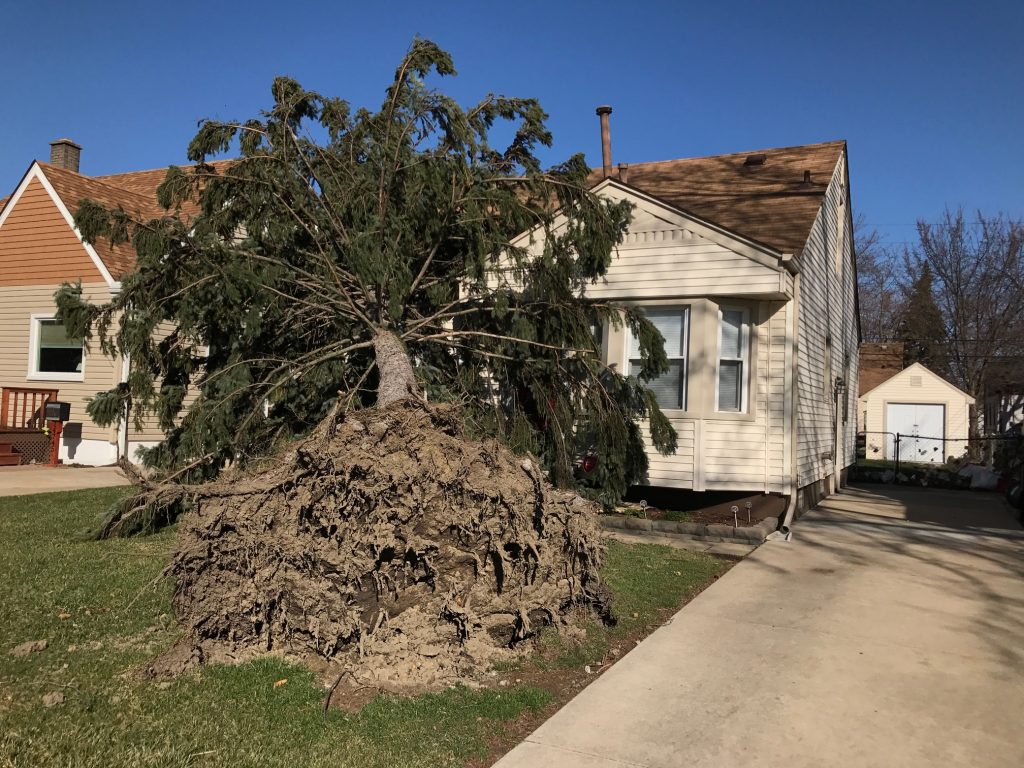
[53,41,678,684]
[58,40,674,531]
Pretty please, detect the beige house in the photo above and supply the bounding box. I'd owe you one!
[0,140,204,465]
[859,362,975,464]
[518,116,860,517]
[3,129,861,524]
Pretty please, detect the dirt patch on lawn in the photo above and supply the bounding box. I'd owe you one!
[624,490,786,527]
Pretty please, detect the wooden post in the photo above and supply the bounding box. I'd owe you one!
[49,421,63,466]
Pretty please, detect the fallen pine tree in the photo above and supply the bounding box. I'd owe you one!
[58,40,675,688]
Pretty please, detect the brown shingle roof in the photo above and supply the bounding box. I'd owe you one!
[591,140,846,254]
[34,160,233,280]
[858,342,905,396]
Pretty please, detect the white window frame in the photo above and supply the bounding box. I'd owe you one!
[715,306,749,413]
[27,314,85,382]
[623,305,690,412]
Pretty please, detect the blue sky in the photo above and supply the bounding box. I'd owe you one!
[3,0,1021,248]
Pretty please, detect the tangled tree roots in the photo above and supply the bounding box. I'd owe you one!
[149,401,611,690]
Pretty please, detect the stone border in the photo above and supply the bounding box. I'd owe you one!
[600,514,779,546]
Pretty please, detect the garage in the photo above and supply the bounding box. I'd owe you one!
[858,362,975,465]
[885,402,945,463]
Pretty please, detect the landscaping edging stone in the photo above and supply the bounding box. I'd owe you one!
[601,514,779,547]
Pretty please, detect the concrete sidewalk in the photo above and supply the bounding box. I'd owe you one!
[0,465,129,497]
[496,485,1024,768]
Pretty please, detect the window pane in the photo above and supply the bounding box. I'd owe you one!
[39,347,83,373]
[629,308,686,358]
[37,320,83,373]
[39,320,81,348]
[718,360,742,411]
[630,359,685,410]
[720,310,743,359]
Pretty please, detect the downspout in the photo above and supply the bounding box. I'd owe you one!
[763,302,771,494]
[117,351,130,461]
[780,270,802,536]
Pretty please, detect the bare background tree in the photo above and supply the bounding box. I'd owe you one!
[908,209,1024,437]
[854,214,902,342]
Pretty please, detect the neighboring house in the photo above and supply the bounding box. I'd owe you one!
[518,112,860,515]
[0,139,207,465]
[982,359,1024,434]
[858,362,974,464]
[858,341,905,397]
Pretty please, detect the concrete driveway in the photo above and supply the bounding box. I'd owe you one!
[496,485,1024,768]
[0,465,129,497]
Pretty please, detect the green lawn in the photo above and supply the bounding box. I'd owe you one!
[0,487,728,767]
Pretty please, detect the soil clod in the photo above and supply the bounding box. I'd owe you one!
[151,402,610,692]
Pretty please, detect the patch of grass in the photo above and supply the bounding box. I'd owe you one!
[538,541,727,669]
[0,488,549,767]
[616,505,692,523]
[661,509,694,523]
[0,488,727,767]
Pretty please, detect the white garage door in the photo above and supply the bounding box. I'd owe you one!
[886,403,945,464]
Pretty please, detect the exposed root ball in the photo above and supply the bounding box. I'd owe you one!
[152,401,610,690]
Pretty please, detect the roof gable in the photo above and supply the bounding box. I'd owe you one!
[0,164,112,286]
[591,179,789,272]
[862,362,975,404]
[39,163,157,281]
[590,140,846,254]
[0,160,235,282]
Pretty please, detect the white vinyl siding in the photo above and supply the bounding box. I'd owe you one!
[627,307,688,410]
[716,308,749,412]
[795,153,858,489]
[0,283,119,442]
[582,208,792,301]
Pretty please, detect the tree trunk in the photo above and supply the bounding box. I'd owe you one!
[373,328,419,407]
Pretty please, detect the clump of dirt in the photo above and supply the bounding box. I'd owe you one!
[149,401,610,692]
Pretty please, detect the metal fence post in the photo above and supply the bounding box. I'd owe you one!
[895,432,901,477]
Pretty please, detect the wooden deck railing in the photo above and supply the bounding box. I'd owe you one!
[0,387,59,430]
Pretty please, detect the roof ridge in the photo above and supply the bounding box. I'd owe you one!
[38,162,158,211]
[617,139,846,169]
[94,158,235,181]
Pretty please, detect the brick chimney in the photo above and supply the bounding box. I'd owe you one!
[49,139,82,172]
